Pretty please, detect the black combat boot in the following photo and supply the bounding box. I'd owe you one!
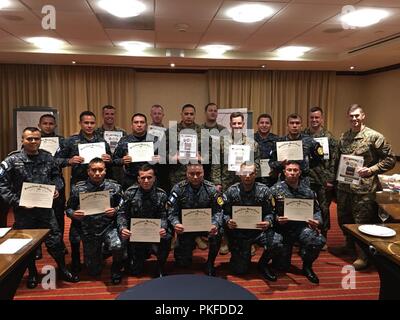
[302,262,319,284]
[27,260,39,289]
[54,254,80,283]
[257,250,277,282]
[204,237,220,277]
[111,258,123,284]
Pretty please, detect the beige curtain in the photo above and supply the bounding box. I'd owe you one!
[0,64,135,159]
[208,70,336,135]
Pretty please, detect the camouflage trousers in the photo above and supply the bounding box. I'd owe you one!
[123,234,172,275]
[82,227,123,276]
[273,225,326,270]
[226,228,283,275]
[174,231,222,267]
[311,183,334,235]
[337,190,377,247]
[13,207,65,259]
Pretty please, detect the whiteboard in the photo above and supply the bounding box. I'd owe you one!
[14,107,59,150]
[217,108,253,131]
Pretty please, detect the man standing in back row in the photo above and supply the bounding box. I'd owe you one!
[335,104,396,270]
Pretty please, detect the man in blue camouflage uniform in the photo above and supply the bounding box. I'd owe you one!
[168,163,223,276]
[270,161,326,284]
[269,113,324,185]
[223,162,282,281]
[254,113,279,187]
[66,158,124,284]
[117,164,171,278]
[38,114,67,256]
[113,113,160,190]
[335,104,396,270]
[0,127,79,288]
[303,107,338,248]
[55,110,112,272]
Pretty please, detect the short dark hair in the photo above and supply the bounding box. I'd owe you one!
[230,112,244,122]
[182,104,196,112]
[80,111,96,121]
[88,157,105,167]
[102,105,115,112]
[257,113,272,124]
[285,160,301,168]
[310,106,323,115]
[186,162,203,170]
[39,114,56,123]
[138,163,155,176]
[131,113,147,123]
[347,104,364,115]
[22,127,40,137]
[287,113,302,123]
[205,103,217,112]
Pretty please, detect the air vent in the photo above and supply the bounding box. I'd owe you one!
[323,28,343,34]
[348,32,400,54]
[96,13,154,30]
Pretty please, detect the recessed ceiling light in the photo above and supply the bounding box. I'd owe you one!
[26,37,65,52]
[350,66,355,70]
[119,41,151,54]
[98,0,145,18]
[72,61,76,64]
[0,0,10,10]
[227,4,275,23]
[170,63,175,68]
[340,8,389,27]
[276,46,311,60]
[261,65,266,68]
[202,45,232,57]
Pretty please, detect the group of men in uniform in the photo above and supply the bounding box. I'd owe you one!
[0,102,395,288]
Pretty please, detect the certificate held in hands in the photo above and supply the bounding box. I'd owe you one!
[130,218,161,243]
[232,206,262,229]
[78,142,106,164]
[128,142,154,162]
[337,154,364,185]
[181,208,212,232]
[276,140,303,161]
[79,190,110,216]
[283,198,313,222]
[20,182,56,209]
[40,137,59,156]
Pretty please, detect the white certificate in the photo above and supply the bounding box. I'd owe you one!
[40,137,59,156]
[181,208,212,232]
[179,134,197,158]
[314,137,329,160]
[276,140,303,161]
[104,131,123,153]
[0,238,32,254]
[260,159,271,177]
[0,227,11,238]
[130,218,161,243]
[232,206,262,230]
[228,145,251,172]
[128,142,154,162]
[148,125,166,141]
[337,154,364,185]
[78,142,106,164]
[79,190,110,216]
[284,198,314,222]
[19,182,55,209]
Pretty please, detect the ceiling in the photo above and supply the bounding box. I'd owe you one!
[0,0,400,71]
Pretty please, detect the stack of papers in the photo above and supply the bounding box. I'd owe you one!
[0,227,11,238]
[0,238,32,254]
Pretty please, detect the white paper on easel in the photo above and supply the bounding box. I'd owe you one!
[0,238,32,254]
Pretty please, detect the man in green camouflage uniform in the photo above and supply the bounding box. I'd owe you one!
[210,111,260,191]
[303,107,338,247]
[336,104,396,270]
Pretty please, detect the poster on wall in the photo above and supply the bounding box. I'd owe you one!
[14,107,59,150]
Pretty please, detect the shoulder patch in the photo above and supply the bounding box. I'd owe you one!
[216,195,224,206]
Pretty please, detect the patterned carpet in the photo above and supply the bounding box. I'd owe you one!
[10,204,380,300]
